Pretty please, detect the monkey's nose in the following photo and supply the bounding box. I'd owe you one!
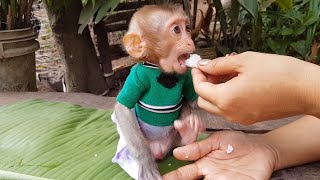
[187,39,193,46]
[187,40,195,51]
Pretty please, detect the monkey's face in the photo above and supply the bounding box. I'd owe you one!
[158,18,195,74]
[123,5,195,74]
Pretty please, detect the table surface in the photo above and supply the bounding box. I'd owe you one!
[0,92,319,179]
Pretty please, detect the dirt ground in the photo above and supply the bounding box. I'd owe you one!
[33,3,64,92]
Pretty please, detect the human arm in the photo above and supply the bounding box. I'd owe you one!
[163,115,320,180]
[192,51,320,124]
[264,115,320,170]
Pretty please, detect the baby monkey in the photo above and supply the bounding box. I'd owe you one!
[112,4,206,180]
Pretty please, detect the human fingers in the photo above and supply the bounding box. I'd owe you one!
[207,74,225,84]
[197,97,222,115]
[197,56,241,76]
[191,68,208,84]
[191,66,225,84]
[172,134,220,161]
[162,163,203,180]
[192,69,221,103]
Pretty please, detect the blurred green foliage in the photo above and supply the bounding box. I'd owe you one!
[44,0,319,61]
[210,0,319,61]
[45,0,120,33]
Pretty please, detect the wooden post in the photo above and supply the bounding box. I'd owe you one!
[6,5,13,30]
[310,40,319,63]
[93,22,116,90]
[183,0,192,27]
[192,0,198,30]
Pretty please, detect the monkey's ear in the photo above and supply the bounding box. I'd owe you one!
[123,33,146,59]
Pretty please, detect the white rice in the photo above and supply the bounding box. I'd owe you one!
[226,144,234,154]
[185,54,202,68]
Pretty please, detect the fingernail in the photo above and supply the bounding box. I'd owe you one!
[198,59,210,66]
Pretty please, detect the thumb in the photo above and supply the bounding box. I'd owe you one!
[198,56,241,76]
[191,68,221,104]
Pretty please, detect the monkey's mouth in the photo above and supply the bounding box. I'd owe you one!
[178,54,190,68]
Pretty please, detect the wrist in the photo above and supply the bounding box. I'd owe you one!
[261,115,320,172]
[297,62,320,118]
[260,134,281,172]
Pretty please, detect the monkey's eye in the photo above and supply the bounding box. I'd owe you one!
[186,24,191,32]
[173,26,181,34]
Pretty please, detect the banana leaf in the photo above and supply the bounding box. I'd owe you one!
[0,99,194,180]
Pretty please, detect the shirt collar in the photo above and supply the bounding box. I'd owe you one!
[143,62,159,69]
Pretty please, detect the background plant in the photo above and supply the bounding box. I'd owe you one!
[201,0,320,62]
[261,0,320,61]
[0,0,35,30]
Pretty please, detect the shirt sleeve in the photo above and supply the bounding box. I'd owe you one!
[182,69,198,101]
[116,65,146,109]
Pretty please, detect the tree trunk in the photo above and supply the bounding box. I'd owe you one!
[43,0,107,94]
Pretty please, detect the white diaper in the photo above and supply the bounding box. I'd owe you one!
[111,112,139,179]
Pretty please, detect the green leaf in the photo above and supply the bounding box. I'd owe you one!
[159,133,209,175]
[305,21,319,55]
[267,38,281,52]
[267,39,289,55]
[303,12,319,26]
[78,24,88,34]
[281,27,293,35]
[286,9,304,22]
[274,0,293,11]
[237,0,258,19]
[78,0,103,33]
[259,0,292,12]
[0,100,194,179]
[82,0,89,6]
[94,0,120,24]
[293,25,306,36]
[291,40,306,56]
[304,0,320,54]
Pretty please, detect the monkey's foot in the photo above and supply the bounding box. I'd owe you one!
[174,113,202,145]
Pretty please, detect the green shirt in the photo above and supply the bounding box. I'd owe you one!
[117,63,197,126]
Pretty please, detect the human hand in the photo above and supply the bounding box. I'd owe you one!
[163,131,276,180]
[192,51,319,124]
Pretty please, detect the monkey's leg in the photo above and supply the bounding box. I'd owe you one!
[148,134,178,160]
[113,103,162,180]
[137,118,180,160]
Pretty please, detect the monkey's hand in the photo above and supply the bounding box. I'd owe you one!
[174,112,204,145]
[175,101,206,145]
[138,158,162,180]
